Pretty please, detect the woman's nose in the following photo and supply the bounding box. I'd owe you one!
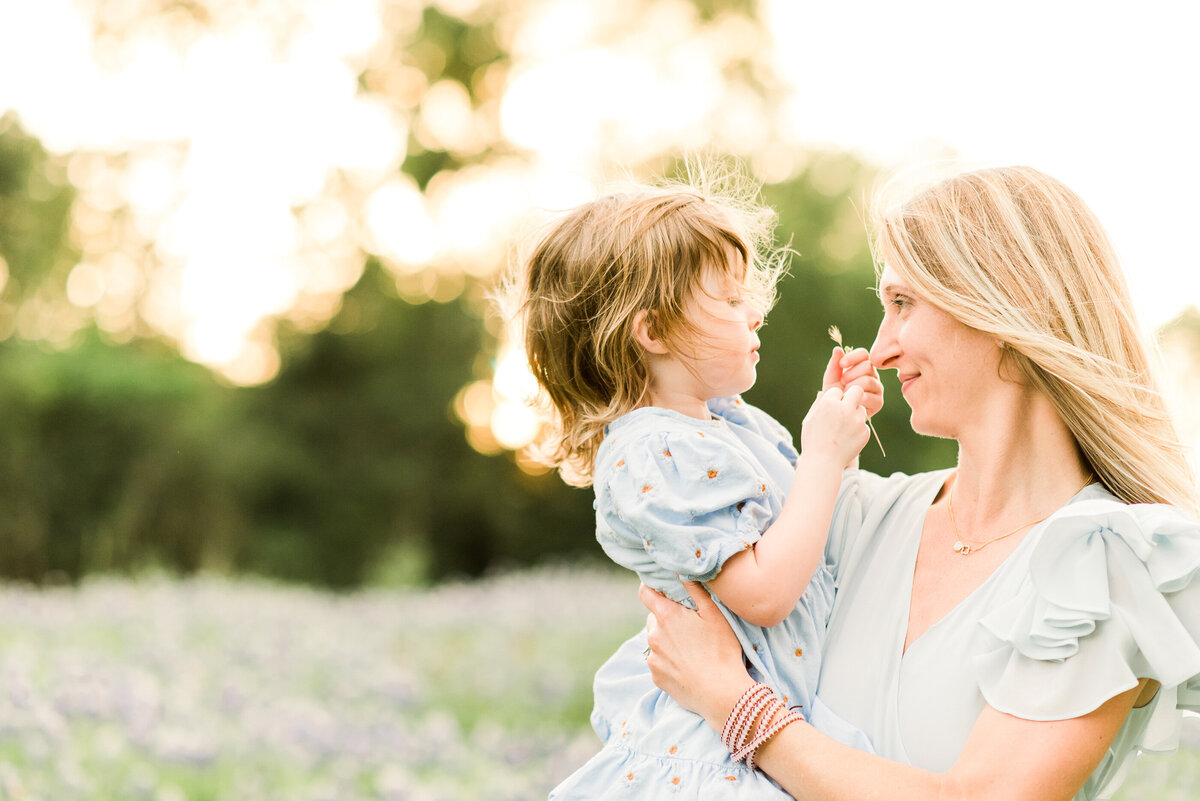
[870,321,897,368]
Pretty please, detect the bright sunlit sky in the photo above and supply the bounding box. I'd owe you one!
[763,0,1200,331]
[0,0,1197,375]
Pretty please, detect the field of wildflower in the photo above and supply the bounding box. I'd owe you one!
[0,565,1196,801]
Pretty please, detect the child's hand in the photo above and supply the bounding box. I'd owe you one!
[800,385,870,465]
[822,346,884,419]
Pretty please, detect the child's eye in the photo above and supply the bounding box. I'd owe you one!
[727,296,744,307]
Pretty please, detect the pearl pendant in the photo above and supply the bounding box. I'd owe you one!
[953,541,971,555]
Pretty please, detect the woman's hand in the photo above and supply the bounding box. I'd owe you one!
[638,581,756,730]
[823,346,884,419]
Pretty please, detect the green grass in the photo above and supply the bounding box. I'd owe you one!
[0,567,1195,800]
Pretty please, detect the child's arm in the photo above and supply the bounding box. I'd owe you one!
[706,384,870,627]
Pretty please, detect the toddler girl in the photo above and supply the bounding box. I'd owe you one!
[504,181,881,799]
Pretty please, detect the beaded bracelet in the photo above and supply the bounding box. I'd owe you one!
[721,682,805,770]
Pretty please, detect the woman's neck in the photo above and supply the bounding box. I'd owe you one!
[948,389,1092,527]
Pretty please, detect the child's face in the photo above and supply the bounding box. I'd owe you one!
[671,261,765,401]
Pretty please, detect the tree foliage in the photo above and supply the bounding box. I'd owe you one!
[0,3,978,587]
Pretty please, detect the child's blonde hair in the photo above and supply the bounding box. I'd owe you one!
[872,164,1199,516]
[503,175,786,487]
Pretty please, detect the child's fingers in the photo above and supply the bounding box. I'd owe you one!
[822,346,844,390]
[842,383,865,409]
[838,346,872,372]
[847,375,884,416]
[840,360,876,384]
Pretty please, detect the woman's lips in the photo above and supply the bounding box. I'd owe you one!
[899,373,919,395]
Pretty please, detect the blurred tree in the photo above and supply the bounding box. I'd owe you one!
[0,2,968,587]
[0,333,243,579]
[0,114,76,340]
[240,260,595,586]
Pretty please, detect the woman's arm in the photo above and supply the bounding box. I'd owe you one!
[707,385,868,627]
[640,581,1144,801]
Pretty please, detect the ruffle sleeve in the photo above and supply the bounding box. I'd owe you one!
[597,429,776,606]
[973,498,1200,753]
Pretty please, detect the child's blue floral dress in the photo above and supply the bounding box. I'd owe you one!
[549,397,872,800]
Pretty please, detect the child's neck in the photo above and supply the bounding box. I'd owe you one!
[646,389,712,420]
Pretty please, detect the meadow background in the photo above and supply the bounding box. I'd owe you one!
[0,0,1198,798]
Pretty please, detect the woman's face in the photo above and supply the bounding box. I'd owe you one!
[869,265,1005,438]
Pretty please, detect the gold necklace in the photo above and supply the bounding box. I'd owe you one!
[948,475,1093,556]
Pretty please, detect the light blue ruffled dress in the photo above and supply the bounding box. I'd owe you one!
[819,469,1200,800]
[549,397,872,800]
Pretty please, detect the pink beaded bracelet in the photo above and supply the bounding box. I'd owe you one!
[721,682,805,769]
[721,683,773,752]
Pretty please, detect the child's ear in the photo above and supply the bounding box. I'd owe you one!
[632,310,670,355]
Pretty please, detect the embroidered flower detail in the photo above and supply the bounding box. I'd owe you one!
[725,776,738,781]
[736,501,745,511]
[662,449,671,458]
[669,746,678,754]
[695,549,702,558]
[642,485,653,493]
[743,542,752,550]
[707,469,718,479]
[671,777,680,786]
[616,459,625,467]
[626,773,634,781]
[794,648,803,657]
[696,431,705,437]
[759,483,766,493]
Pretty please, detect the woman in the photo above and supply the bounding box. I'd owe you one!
[638,165,1200,800]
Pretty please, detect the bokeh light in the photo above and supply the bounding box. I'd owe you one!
[0,0,1196,456]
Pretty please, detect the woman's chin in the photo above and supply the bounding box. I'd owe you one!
[908,410,955,440]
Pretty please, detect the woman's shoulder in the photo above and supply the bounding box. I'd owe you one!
[837,467,951,519]
[824,468,951,580]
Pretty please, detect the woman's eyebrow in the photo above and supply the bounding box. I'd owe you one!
[878,282,911,299]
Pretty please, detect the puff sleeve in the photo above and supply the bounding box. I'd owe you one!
[972,499,1200,767]
[595,429,777,606]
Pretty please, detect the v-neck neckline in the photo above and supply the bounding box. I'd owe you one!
[897,471,1097,661]
[897,469,1046,661]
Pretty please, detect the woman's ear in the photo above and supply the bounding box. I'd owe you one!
[632,310,670,355]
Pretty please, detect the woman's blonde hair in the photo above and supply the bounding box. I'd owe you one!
[872,164,1198,516]
[502,175,786,487]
